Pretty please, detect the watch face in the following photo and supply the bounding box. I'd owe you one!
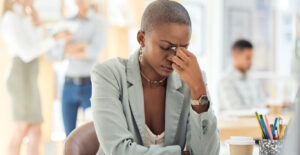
[199,96,209,106]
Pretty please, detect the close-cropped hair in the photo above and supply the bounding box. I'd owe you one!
[232,39,253,52]
[141,0,191,33]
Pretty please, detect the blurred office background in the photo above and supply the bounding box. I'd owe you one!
[0,0,299,154]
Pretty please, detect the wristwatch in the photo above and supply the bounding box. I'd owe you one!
[191,95,210,106]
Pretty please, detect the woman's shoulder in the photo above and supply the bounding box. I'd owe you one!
[2,11,18,23]
[91,57,128,78]
[1,11,20,33]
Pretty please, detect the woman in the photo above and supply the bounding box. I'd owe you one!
[1,0,55,154]
[91,0,220,155]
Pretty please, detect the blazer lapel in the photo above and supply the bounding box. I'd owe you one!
[164,72,185,145]
[126,51,185,146]
[127,51,146,145]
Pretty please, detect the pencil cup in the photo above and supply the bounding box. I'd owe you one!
[259,139,283,155]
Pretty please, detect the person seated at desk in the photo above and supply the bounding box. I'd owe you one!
[90,0,220,155]
[218,39,266,112]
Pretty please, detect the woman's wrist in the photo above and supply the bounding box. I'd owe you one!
[190,83,207,100]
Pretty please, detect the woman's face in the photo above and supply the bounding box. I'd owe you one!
[18,0,34,6]
[75,0,91,12]
[138,23,191,77]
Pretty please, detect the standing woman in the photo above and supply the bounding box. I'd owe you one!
[91,0,220,155]
[1,0,55,154]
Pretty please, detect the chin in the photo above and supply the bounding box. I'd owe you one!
[160,71,172,77]
[158,65,174,77]
[159,69,173,77]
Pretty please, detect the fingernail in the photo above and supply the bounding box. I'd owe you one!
[171,46,176,51]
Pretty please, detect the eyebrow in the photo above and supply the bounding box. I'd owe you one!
[160,40,189,47]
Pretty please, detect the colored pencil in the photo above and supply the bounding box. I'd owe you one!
[260,115,269,139]
[255,112,266,139]
[264,115,273,140]
[279,125,286,139]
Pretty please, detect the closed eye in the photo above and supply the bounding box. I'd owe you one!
[160,46,173,51]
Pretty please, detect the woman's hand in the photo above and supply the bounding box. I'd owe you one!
[54,31,73,42]
[171,47,207,100]
[24,5,40,26]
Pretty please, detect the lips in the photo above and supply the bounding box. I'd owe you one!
[161,65,173,72]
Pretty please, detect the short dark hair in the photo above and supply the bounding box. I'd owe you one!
[141,0,191,33]
[232,39,253,52]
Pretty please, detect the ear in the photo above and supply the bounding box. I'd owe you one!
[137,30,145,47]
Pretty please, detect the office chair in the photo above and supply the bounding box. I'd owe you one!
[64,122,100,155]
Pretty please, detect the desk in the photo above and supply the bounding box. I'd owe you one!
[218,113,292,141]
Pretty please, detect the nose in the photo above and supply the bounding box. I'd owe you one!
[167,49,176,62]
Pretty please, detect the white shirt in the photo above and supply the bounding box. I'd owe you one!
[145,125,165,147]
[218,67,266,112]
[1,3,55,63]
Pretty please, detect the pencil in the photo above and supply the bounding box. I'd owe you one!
[279,117,283,133]
[255,112,266,139]
[264,115,273,140]
[279,125,286,139]
[260,115,269,139]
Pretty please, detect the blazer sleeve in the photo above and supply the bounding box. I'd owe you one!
[91,62,182,155]
[185,72,220,155]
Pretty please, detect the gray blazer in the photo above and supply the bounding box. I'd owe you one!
[91,51,220,155]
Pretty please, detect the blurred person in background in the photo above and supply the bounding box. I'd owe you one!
[50,0,107,137]
[218,39,289,113]
[1,0,56,154]
[218,40,266,112]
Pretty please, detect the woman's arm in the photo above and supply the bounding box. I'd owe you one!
[83,17,107,60]
[171,47,220,154]
[185,89,220,155]
[91,62,182,155]
[2,12,54,62]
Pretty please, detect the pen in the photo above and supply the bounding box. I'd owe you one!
[272,118,278,137]
[274,128,279,139]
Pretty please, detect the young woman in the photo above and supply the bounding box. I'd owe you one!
[91,0,220,155]
[1,0,55,154]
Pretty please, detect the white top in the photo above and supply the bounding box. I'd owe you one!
[218,67,266,112]
[1,3,55,63]
[145,125,165,147]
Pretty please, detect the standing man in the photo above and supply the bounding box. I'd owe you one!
[51,0,107,136]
